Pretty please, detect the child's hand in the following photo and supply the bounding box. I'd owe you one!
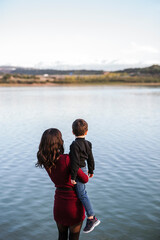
[88,173,94,178]
[71,179,77,185]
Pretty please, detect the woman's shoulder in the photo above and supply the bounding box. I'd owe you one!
[59,154,69,159]
[59,154,70,165]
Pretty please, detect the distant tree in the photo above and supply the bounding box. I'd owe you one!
[2,74,11,83]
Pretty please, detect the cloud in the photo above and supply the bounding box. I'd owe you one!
[131,42,159,54]
[32,60,152,71]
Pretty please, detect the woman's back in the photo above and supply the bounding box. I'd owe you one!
[46,154,88,226]
[46,154,74,188]
[36,129,88,239]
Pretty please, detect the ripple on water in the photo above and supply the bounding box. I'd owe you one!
[0,86,160,240]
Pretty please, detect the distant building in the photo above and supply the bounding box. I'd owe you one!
[43,74,49,77]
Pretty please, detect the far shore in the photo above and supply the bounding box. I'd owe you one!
[1,82,160,87]
[1,65,160,87]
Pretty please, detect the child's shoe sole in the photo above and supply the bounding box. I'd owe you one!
[83,219,101,233]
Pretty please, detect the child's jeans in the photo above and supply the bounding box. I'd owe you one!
[75,167,94,217]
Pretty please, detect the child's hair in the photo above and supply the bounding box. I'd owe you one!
[72,119,88,136]
[36,128,64,169]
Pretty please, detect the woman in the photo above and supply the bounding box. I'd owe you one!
[36,128,88,240]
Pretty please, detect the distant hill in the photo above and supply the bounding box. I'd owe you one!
[115,65,160,75]
[0,66,103,75]
[0,65,160,76]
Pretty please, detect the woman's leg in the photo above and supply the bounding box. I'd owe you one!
[56,222,68,240]
[69,222,83,240]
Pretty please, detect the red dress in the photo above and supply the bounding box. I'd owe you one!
[46,154,89,226]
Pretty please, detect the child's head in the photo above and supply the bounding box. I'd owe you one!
[72,119,88,136]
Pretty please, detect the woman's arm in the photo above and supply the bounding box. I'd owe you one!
[65,154,89,184]
[77,168,89,183]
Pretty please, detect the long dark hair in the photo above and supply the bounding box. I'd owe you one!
[36,128,64,170]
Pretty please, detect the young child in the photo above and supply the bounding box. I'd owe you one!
[69,118,100,233]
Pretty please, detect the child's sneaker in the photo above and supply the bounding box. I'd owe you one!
[83,216,100,233]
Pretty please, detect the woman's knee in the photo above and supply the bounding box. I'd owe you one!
[69,222,83,240]
[69,222,82,234]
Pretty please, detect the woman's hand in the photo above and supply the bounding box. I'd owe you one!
[71,179,77,185]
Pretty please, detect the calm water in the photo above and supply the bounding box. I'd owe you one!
[0,86,160,240]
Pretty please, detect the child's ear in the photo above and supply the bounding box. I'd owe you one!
[85,131,88,135]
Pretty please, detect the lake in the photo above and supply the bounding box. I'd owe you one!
[0,86,160,240]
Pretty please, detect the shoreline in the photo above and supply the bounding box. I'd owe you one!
[0,82,160,87]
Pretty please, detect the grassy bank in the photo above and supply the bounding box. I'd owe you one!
[0,73,160,86]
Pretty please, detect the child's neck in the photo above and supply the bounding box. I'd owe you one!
[75,135,85,138]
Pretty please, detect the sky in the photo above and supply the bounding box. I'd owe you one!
[0,0,160,70]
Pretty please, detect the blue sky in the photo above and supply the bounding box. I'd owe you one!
[0,0,160,70]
